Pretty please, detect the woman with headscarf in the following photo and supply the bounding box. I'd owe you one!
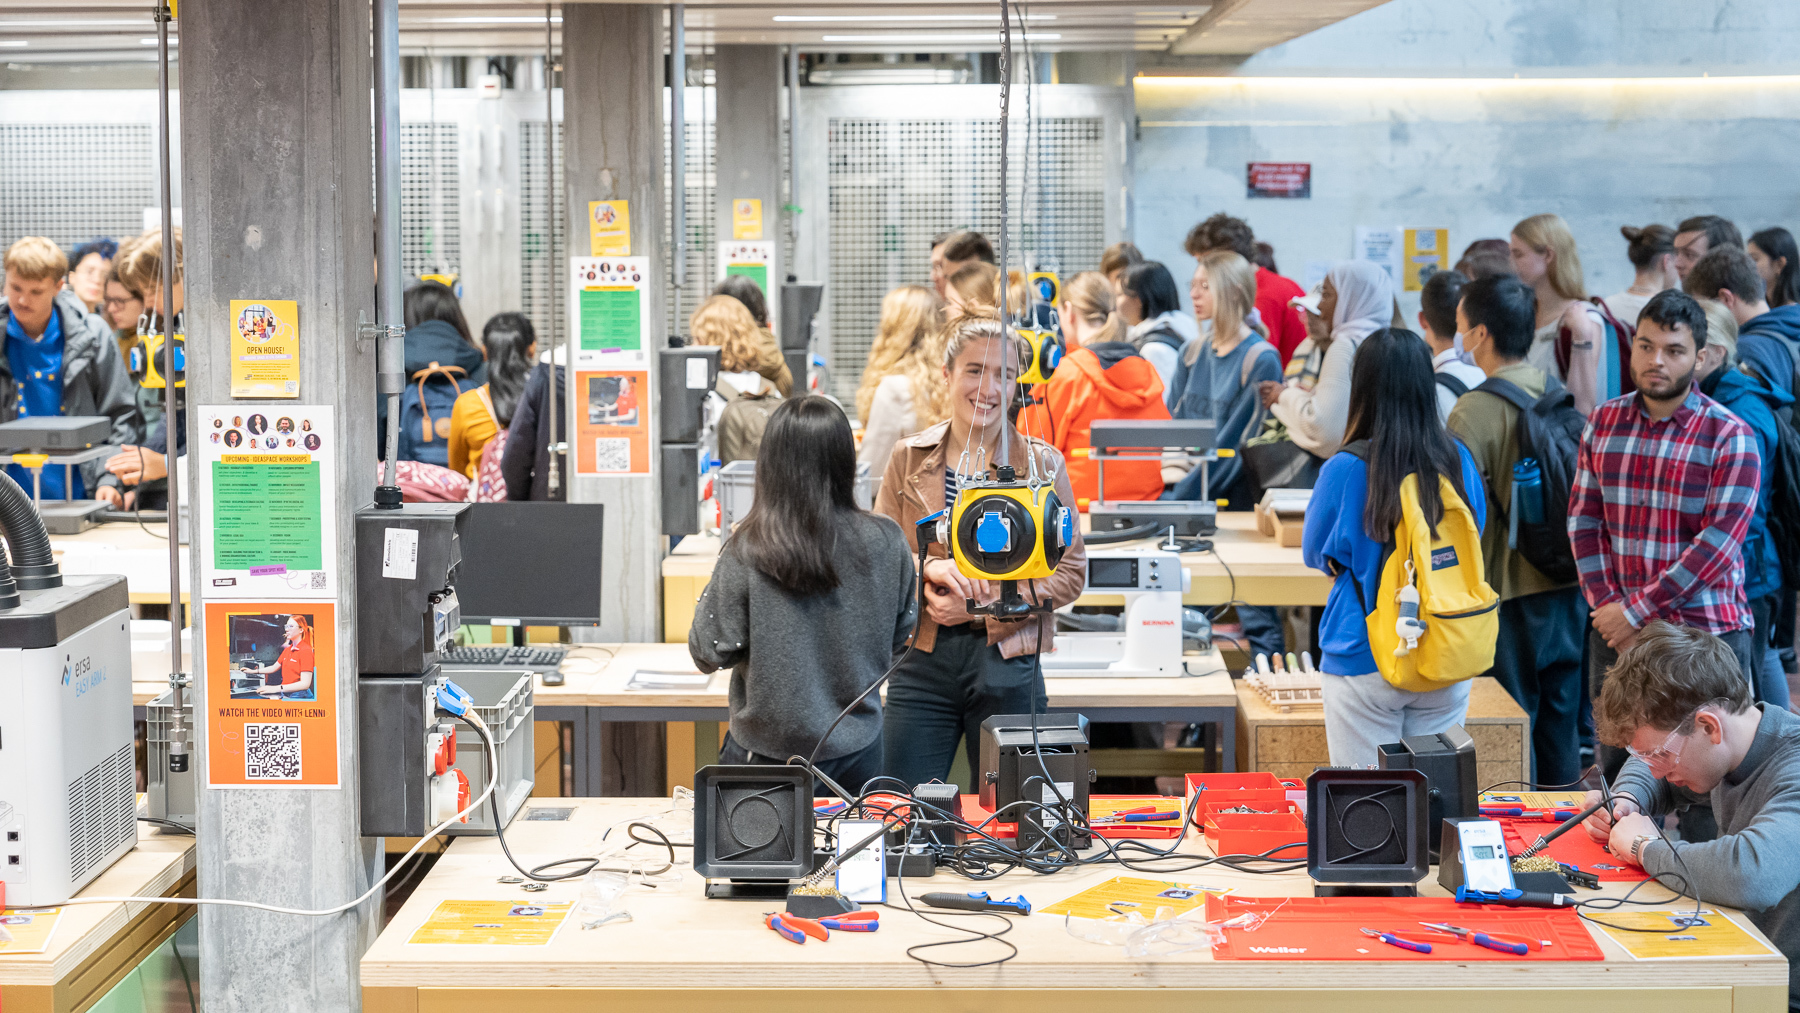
[1259,260,1398,458]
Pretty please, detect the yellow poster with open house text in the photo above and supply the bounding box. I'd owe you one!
[230,299,300,398]
[589,200,630,256]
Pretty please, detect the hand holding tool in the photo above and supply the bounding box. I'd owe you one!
[1521,773,1612,858]
[1418,921,1532,954]
[1360,927,1431,953]
[820,911,880,932]
[920,891,1032,915]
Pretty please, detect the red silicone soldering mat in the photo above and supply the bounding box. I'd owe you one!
[1207,895,1604,961]
[1499,818,1648,882]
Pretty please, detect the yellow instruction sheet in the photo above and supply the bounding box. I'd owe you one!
[0,908,62,955]
[1040,877,1230,920]
[407,901,573,946]
[1481,791,1588,810]
[1590,909,1778,960]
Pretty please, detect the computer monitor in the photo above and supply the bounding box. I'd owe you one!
[454,502,605,625]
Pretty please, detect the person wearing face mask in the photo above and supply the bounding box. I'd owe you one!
[874,317,1087,793]
[1416,269,1486,423]
[1259,260,1397,458]
[1446,275,1586,787]
[1581,621,1800,1010]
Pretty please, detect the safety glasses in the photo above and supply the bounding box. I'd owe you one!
[1626,708,1707,774]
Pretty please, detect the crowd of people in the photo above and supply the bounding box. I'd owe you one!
[690,213,1800,987]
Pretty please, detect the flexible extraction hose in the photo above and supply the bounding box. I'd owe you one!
[0,469,59,590]
[0,536,17,609]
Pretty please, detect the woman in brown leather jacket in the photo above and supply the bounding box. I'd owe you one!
[873,317,1087,791]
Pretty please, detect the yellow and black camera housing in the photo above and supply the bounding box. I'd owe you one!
[1027,271,1060,308]
[948,465,1073,582]
[131,331,186,389]
[1017,328,1064,385]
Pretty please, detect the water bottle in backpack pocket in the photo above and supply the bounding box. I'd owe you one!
[1508,457,1544,549]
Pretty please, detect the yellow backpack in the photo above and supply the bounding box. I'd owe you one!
[1343,442,1498,693]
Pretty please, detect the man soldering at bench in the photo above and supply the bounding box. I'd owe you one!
[1581,620,1800,1005]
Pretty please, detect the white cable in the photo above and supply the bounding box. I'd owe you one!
[22,711,501,917]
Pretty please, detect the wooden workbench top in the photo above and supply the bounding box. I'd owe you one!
[361,797,1786,1002]
[0,832,196,996]
[534,641,1237,712]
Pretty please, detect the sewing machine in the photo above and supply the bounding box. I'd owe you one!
[1041,549,1223,678]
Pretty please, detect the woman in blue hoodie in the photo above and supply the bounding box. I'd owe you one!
[381,280,489,465]
[1696,302,1794,708]
[1302,328,1488,766]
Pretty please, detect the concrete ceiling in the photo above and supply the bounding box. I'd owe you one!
[0,0,1388,59]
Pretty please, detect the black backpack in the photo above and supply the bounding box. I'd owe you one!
[1435,372,1471,398]
[1766,405,1800,590]
[1473,374,1585,585]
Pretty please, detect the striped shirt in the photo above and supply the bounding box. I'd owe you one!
[1568,388,1759,634]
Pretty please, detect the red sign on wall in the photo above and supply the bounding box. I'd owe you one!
[1247,162,1311,199]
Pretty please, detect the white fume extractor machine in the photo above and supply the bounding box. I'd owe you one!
[0,471,136,906]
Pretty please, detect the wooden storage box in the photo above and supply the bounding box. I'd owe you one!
[1234,676,1527,790]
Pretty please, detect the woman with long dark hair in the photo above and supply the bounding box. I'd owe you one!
[1118,260,1195,394]
[1749,227,1800,309]
[386,280,486,465]
[449,312,536,485]
[1301,328,1488,766]
[688,395,917,790]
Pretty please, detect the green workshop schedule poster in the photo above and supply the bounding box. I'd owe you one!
[578,287,642,352]
[211,457,324,571]
[724,262,768,295]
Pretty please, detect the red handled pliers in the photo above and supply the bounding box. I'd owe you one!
[764,912,830,944]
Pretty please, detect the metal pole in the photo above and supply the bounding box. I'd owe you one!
[670,5,686,290]
[374,0,405,506]
[546,4,562,498]
[154,0,189,773]
[995,0,1011,469]
[787,45,799,256]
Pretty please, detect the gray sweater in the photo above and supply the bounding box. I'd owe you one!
[688,511,917,763]
[1614,704,1800,1005]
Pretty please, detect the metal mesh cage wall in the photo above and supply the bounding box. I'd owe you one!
[400,122,461,282]
[520,120,566,345]
[664,106,716,343]
[825,116,1106,403]
[0,124,156,254]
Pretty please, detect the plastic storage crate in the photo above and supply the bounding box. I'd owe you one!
[437,668,535,835]
[716,460,876,535]
[145,690,197,828]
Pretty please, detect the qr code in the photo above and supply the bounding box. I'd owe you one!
[244,723,302,780]
[284,381,298,394]
[594,438,631,472]
[310,571,326,589]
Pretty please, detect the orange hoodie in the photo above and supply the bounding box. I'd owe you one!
[1016,343,1169,507]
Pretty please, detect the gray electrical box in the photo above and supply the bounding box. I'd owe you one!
[354,502,468,676]
[778,283,824,353]
[661,444,701,536]
[659,345,719,443]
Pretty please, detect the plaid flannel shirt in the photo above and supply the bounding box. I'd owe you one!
[1568,388,1759,635]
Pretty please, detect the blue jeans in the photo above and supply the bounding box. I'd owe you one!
[882,622,1046,795]
[720,732,886,799]
[1320,673,1472,768]
[1489,587,1585,788]
[1752,592,1792,709]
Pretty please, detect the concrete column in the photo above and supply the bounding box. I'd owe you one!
[714,45,782,290]
[561,3,664,643]
[179,0,380,1008]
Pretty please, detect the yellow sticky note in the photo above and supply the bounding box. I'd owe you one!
[229,300,301,399]
[1040,876,1230,920]
[1591,909,1779,960]
[732,198,764,240]
[406,900,574,946]
[589,200,631,256]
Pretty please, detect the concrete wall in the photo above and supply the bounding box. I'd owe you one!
[1133,0,1800,313]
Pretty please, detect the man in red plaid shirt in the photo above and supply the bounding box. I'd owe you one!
[1570,290,1760,769]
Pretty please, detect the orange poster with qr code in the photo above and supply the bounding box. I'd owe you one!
[575,369,651,475]
[204,601,340,788]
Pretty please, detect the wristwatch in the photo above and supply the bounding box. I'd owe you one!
[1630,834,1655,865]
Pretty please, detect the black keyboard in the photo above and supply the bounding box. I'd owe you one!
[441,645,569,669]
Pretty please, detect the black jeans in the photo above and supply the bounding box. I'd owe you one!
[1589,624,1750,844]
[882,621,1046,795]
[1489,587,1585,788]
[719,732,886,799]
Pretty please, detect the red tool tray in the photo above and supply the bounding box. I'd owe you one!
[1207,895,1604,961]
[1185,773,1305,810]
[1499,817,1648,882]
[1203,809,1308,859]
[958,795,1186,839]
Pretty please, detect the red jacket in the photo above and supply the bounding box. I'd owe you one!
[1017,343,1168,507]
[1256,267,1308,367]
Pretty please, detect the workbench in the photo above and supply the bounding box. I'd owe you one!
[663,512,1334,642]
[49,522,188,606]
[360,796,1787,1012]
[0,832,197,1013]
[533,643,1240,796]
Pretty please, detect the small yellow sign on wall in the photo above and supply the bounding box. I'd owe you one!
[229,299,300,398]
[588,200,631,256]
[1403,228,1449,292]
[732,198,764,240]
